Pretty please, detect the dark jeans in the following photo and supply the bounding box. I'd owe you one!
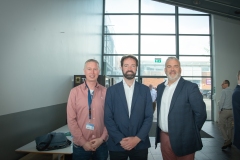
[72,142,108,160]
[109,149,148,160]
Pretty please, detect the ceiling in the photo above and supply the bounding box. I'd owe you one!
[153,0,240,21]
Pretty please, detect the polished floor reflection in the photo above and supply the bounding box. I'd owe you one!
[65,121,240,160]
[148,121,240,160]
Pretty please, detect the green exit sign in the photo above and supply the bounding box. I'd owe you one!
[155,58,161,63]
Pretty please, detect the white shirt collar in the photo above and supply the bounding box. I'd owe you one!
[123,78,135,88]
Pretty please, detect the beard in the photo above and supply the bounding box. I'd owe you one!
[166,71,180,81]
[123,70,136,80]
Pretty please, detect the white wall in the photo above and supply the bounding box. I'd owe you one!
[212,15,240,122]
[0,0,103,115]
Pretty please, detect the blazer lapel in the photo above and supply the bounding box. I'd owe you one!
[130,81,139,113]
[169,77,185,113]
[157,83,166,122]
[157,84,165,106]
[117,81,129,115]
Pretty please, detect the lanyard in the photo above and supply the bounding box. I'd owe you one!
[85,82,95,119]
[88,89,93,119]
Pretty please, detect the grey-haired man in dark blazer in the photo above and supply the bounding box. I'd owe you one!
[155,57,207,160]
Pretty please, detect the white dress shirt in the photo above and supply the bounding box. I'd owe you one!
[159,77,180,132]
[123,79,135,117]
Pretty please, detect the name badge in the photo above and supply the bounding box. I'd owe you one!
[86,123,94,130]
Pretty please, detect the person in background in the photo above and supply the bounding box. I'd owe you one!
[149,84,157,113]
[217,80,234,149]
[104,55,153,160]
[67,59,108,160]
[155,57,206,160]
[232,70,240,150]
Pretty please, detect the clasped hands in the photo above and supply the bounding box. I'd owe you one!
[120,136,141,151]
[83,138,103,151]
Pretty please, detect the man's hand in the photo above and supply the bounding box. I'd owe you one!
[120,136,141,150]
[90,138,104,150]
[120,138,128,150]
[82,141,95,151]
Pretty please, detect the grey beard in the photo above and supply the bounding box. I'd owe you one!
[166,74,180,81]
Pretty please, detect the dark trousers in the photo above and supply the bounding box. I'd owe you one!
[72,142,108,160]
[109,149,148,160]
[152,101,156,112]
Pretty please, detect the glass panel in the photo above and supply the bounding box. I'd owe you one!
[142,78,165,89]
[179,36,210,55]
[103,56,139,76]
[142,77,165,122]
[105,15,138,33]
[184,77,212,120]
[179,16,209,34]
[141,0,175,13]
[179,7,207,14]
[111,77,124,84]
[105,0,138,13]
[104,35,138,54]
[141,16,175,34]
[179,56,211,76]
[140,56,175,76]
[141,36,176,55]
[103,56,123,76]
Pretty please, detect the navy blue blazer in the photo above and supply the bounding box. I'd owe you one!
[155,77,207,156]
[232,85,240,150]
[104,81,153,151]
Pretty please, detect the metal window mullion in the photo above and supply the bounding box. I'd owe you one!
[102,0,106,75]
[176,6,179,59]
[138,0,141,83]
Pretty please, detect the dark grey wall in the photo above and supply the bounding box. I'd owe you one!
[0,103,67,160]
[0,0,103,116]
[0,0,103,159]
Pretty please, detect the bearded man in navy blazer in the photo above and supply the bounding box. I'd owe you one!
[104,55,153,160]
[155,57,207,160]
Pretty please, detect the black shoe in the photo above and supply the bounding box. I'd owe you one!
[228,142,232,148]
[222,145,228,150]
[221,142,232,150]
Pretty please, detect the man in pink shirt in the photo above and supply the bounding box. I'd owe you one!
[67,59,108,160]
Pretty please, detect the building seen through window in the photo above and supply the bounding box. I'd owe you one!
[102,0,212,120]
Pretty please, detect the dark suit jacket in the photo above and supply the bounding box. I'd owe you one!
[104,81,153,151]
[155,77,207,156]
[232,85,240,150]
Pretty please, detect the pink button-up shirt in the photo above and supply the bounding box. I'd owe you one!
[67,82,108,146]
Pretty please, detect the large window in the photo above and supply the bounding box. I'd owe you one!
[102,0,212,120]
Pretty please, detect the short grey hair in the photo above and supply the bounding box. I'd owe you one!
[165,57,181,67]
[84,59,100,69]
